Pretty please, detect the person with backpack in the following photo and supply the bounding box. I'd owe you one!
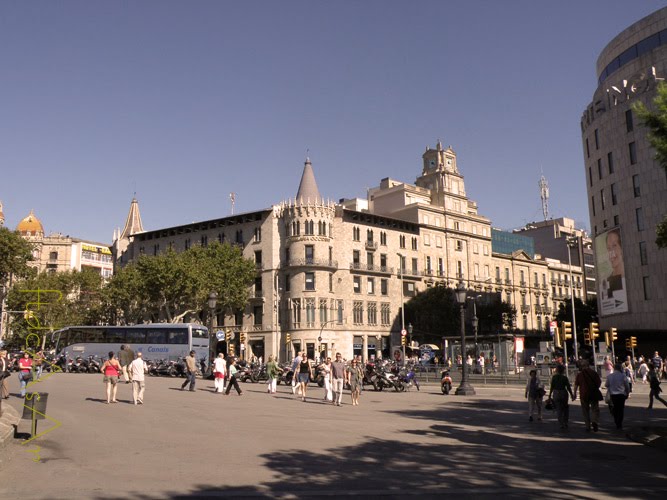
[647,362,667,409]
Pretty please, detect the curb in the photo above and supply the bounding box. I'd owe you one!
[0,403,20,448]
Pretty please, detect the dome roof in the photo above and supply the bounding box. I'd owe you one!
[17,210,44,236]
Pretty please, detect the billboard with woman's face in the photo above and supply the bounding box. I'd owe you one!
[595,228,628,315]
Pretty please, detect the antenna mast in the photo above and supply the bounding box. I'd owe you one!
[229,192,236,215]
[539,174,549,221]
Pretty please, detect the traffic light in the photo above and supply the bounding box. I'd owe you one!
[228,343,235,356]
[610,327,618,342]
[285,333,291,345]
[630,336,638,348]
[554,326,562,348]
[583,328,591,345]
[605,331,611,346]
[589,322,600,341]
[240,332,246,343]
[561,322,572,340]
[401,335,406,346]
[225,329,231,342]
[625,338,632,349]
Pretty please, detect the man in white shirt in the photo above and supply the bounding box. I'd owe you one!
[291,351,303,395]
[130,352,148,405]
[606,363,630,430]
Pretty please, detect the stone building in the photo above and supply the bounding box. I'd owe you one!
[581,7,667,339]
[114,143,584,362]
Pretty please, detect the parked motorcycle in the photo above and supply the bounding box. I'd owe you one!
[398,365,420,391]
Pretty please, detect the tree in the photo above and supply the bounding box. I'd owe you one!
[0,227,35,293]
[554,297,598,332]
[105,242,256,324]
[404,285,460,344]
[634,82,667,248]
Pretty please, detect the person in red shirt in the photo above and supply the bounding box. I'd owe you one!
[18,351,33,397]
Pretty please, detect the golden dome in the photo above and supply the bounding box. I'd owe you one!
[17,209,44,236]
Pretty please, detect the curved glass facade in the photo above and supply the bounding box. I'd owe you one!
[598,28,667,85]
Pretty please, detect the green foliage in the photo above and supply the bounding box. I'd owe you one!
[105,242,256,324]
[476,299,516,334]
[634,82,667,248]
[0,227,35,285]
[6,268,105,343]
[404,285,460,341]
[554,297,597,331]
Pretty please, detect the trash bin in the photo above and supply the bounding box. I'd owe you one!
[21,392,49,437]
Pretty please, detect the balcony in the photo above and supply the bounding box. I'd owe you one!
[255,263,264,270]
[534,305,542,315]
[504,279,512,285]
[550,278,557,285]
[520,305,531,314]
[284,258,338,269]
[350,262,394,274]
[495,278,503,285]
[399,268,422,278]
[423,269,435,277]
[533,282,540,289]
[542,283,548,289]
[253,290,264,299]
[520,281,527,287]
[365,240,378,251]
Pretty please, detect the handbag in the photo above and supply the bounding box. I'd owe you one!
[20,371,33,383]
[545,397,554,410]
[604,390,612,406]
[536,387,546,399]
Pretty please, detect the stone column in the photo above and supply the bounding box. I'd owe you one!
[362,335,368,363]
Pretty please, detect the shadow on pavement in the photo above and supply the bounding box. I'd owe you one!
[93,398,667,499]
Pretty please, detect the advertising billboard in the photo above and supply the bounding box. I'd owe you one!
[595,228,628,316]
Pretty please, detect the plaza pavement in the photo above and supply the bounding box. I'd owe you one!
[0,373,665,499]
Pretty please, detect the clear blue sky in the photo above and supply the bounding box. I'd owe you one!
[2,1,665,244]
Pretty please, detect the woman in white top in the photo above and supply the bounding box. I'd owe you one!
[321,357,333,402]
[213,353,226,393]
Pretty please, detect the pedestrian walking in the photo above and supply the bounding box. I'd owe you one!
[296,354,313,402]
[213,353,226,393]
[266,355,280,394]
[181,350,197,392]
[34,349,45,380]
[130,352,147,405]
[603,356,614,377]
[548,364,574,430]
[647,362,667,409]
[331,353,345,406]
[321,356,333,402]
[18,351,33,397]
[606,363,630,430]
[290,351,302,395]
[101,351,122,404]
[638,359,649,383]
[0,350,10,399]
[623,360,635,396]
[119,345,134,384]
[346,358,363,406]
[573,360,602,432]
[466,355,473,375]
[651,351,662,378]
[525,369,544,422]
[224,357,243,396]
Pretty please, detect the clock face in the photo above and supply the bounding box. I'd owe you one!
[429,160,435,167]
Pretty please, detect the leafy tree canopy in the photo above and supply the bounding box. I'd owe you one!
[0,227,35,286]
[554,297,598,332]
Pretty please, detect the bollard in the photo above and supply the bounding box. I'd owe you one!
[21,392,49,438]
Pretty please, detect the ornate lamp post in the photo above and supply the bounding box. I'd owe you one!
[207,291,218,371]
[455,281,475,395]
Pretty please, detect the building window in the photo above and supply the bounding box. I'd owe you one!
[255,250,262,265]
[633,174,640,197]
[472,243,478,254]
[626,109,634,132]
[380,231,387,246]
[218,233,225,243]
[639,241,648,265]
[613,215,619,226]
[643,276,650,300]
[184,239,191,250]
[254,227,261,242]
[235,230,243,244]
[456,240,463,251]
[380,279,388,295]
[424,234,430,246]
[352,250,360,268]
[600,188,606,210]
[586,138,590,158]
[305,245,314,264]
[399,235,406,249]
[438,258,444,276]
[254,276,262,295]
[353,226,360,241]
[305,298,316,326]
[353,301,364,325]
[483,245,489,256]
[353,276,361,293]
[457,261,463,279]
[253,306,263,326]
[367,302,377,326]
[399,255,406,274]
[305,272,315,291]
[201,235,208,247]
[411,237,418,250]
[597,159,603,180]
[591,195,596,216]
[425,256,432,274]
[380,303,390,326]
[291,299,301,327]
[329,273,333,292]
[636,207,645,231]
[611,183,618,205]
[285,274,290,292]
[454,221,460,231]
[608,152,614,174]
[367,277,375,294]
[436,236,442,247]
[337,300,344,324]
[588,167,593,187]
[49,251,58,260]
[629,142,637,165]
[412,258,418,275]
[319,299,328,323]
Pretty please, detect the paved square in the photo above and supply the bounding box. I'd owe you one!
[0,373,666,499]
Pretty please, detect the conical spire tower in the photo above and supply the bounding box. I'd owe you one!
[120,197,144,239]
[295,157,322,204]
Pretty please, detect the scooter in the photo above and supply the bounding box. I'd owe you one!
[441,370,453,395]
[399,365,420,391]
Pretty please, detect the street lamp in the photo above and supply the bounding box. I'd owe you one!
[566,235,579,362]
[397,252,406,365]
[207,291,218,371]
[407,322,413,354]
[454,281,475,395]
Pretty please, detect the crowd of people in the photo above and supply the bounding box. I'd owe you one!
[525,351,667,432]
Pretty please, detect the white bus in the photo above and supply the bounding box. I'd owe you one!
[52,323,209,363]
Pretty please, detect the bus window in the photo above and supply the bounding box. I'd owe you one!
[81,328,102,343]
[104,329,125,344]
[146,329,167,344]
[68,328,84,345]
[191,328,208,339]
[168,330,187,344]
[126,330,147,344]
